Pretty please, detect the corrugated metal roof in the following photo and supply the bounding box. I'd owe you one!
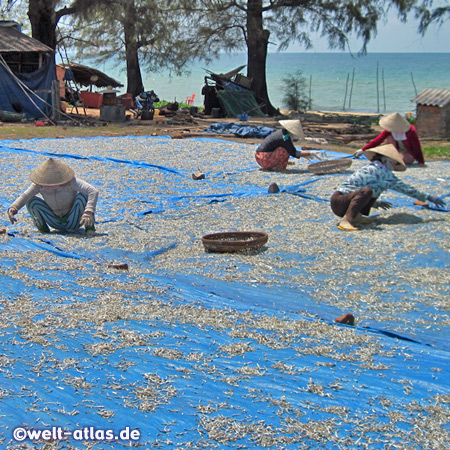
[0,21,53,53]
[412,88,450,107]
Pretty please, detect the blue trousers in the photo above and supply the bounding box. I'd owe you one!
[26,193,87,232]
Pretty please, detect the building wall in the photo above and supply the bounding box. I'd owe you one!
[415,104,449,137]
[444,104,450,138]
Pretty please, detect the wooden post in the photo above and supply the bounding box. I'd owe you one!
[382,69,386,111]
[51,80,61,122]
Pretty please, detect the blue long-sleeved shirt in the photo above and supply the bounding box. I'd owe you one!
[337,161,428,201]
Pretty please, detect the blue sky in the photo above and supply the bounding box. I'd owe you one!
[285,11,450,53]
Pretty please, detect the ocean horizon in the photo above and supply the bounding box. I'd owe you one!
[97,52,449,115]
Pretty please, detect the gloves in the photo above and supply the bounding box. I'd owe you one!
[7,207,18,224]
[373,200,392,210]
[79,212,95,227]
[427,195,446,208]
[353,149,364,158]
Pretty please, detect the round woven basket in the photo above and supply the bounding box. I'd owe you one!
[307,158,352,175]
[202,231,268,253]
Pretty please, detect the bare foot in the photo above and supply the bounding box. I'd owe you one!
[337,218,359,231]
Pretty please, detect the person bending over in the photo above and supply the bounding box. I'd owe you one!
[255,119,325,170]
[8,158,98,234]
[331,144,444,231]
[354,112,425,166]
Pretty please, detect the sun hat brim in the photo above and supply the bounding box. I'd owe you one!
[278,119,305,141]
[30,158,75,186]
[364,144,406,171]
[379,113,411,133]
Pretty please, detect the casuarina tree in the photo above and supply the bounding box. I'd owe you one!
[189,0,421,116]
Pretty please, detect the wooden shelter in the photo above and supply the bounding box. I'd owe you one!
[412,88,450,138]
[0,20,53,72]
[0,21,56,119]
[59,62,123,90]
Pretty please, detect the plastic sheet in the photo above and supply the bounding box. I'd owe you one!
[0,135,449,449]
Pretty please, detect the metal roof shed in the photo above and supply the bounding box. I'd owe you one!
[412,88,450,138]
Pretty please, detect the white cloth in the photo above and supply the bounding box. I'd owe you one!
[392,132,407,141]
[11,177,98,217]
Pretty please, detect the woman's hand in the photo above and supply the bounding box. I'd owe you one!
[7,207,18,224]
[79,212,94,227]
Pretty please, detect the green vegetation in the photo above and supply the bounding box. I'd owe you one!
[423,142,450,158]
[281,71,310,112]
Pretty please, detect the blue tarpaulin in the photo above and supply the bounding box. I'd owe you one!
[0,135,449,449]
[0,56,56,119]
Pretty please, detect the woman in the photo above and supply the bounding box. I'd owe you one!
[355,112,425,166]
[255,119,324,170]
[7,158,98,234]
[331,144,445,231]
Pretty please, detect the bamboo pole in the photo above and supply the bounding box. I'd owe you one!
[382,68,386,111]
[343,73,349,111]
[410,72,418,96]
[309,75,312,110]
[349,68,355,109]
[376,62,380,113]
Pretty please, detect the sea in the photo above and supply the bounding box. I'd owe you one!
[100,52,450,115]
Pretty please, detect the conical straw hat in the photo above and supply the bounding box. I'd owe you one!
[30,158,75,186]
[364,144,406,172]
[279,119,305,142]
[379,113,410,133]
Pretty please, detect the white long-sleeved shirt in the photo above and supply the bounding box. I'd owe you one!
[11,177,99,217]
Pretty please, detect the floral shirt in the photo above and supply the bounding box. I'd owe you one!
[337,161,428,201]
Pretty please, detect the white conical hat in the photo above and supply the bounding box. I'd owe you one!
[278,119,305,141]
[30,158,75,186]
[379,113,411,133]
[364,144,406,172]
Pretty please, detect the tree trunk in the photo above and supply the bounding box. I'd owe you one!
[246,0,278,116]
[123,3,144,97]
[124,40,144,97]
[28,0,58,49]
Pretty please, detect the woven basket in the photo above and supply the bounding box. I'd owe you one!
[202,231,268,253]
[308,158,353,175]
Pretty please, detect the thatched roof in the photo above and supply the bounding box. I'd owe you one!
[60,62,123,89]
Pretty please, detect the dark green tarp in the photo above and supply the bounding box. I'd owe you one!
[216,90,265,118]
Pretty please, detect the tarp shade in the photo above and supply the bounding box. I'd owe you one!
[0,54,56,119]
[216,90,266,117]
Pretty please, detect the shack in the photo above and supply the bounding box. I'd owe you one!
[202,65,265,118]
[0,20,56,120]
[58,62,124,108]
[412,88,450,138]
